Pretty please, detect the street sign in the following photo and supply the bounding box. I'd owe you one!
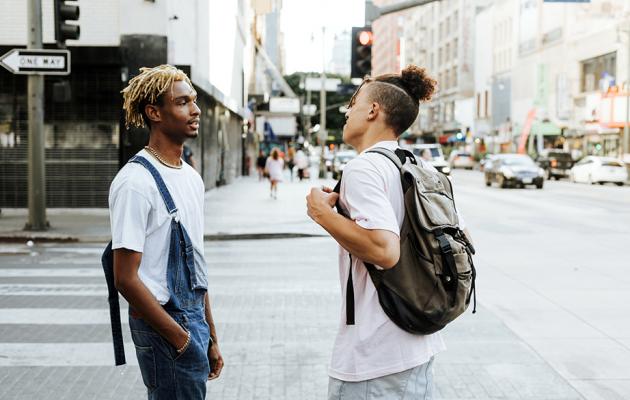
[305,77,342,92]
[0,49,71,75]
[270,97,300,113]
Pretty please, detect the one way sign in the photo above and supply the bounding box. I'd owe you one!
[0,49,71,75]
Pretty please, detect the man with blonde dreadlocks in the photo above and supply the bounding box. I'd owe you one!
[109,64,223,399]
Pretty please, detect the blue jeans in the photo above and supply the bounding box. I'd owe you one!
[328,358,435,400]
[130,217,211,399]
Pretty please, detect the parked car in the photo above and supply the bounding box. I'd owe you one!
[479,154,496,172]
[569,156,627,186]
[448,150,475,170]
[485,154,545,189]
[331,150,358,179]
[536,150,574,180]
[403,143,451,175]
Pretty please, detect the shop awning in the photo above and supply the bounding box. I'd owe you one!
[530,121,561,136]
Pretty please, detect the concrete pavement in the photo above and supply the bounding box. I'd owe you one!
[0,169,611,399]
[0,170,334,243]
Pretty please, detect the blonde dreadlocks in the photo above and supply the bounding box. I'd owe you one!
[121,65,195,129]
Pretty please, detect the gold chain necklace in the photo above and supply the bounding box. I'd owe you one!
[144,146,183,169]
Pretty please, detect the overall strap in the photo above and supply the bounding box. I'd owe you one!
[129,155,178,216]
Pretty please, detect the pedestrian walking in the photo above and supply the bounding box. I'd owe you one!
[307,65,463,399]
[265,147,284,199]
[256,150,267,180]
[109,65,223,399]
[182,144,197,170]
[287,146,296,182]
[295,149,309,181]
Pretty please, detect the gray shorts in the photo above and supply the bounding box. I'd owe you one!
[328,357,435,400]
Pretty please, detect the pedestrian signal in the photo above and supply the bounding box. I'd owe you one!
[351,27,372,78]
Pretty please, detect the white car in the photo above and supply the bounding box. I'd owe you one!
[570,156,627,186]
[448,151,475,170]
[403,143,451,175]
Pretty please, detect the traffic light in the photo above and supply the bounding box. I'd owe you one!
[351,27,372,78]
[54,0,80,48]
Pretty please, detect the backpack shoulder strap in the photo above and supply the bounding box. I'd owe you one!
[366,147,403,170]
[129,155,178,216]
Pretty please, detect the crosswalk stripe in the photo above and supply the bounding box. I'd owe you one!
[0,309,127,324]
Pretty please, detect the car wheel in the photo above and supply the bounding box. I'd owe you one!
[498,175,507,189]
[616,182,624,187]
[598,182,604,185]
[554,176,560,181]
[485,180,491,187]
[536,182,544,189]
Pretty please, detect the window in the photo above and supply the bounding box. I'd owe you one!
[581,52,616,92]
[452,68,457,88]
[476,93,481,118]
[484,90,489,118]
[445,43,450,62]
[439,48,443,65]
[452,38,458,60]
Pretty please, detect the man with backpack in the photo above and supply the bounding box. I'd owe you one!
[107,65,223,399]
[306,65,475,399]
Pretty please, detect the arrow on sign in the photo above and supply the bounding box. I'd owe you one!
[0,49,71,75]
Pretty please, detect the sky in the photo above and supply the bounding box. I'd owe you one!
[281,0,365,74]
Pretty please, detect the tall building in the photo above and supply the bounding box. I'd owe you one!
[401,0,479,142]
[473,0,630,157]
[371,0,405,76]
[0,0,252,207]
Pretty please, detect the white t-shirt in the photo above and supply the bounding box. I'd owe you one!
[108,149,207,304]
[265,157,284,181]
[329,140,449,382]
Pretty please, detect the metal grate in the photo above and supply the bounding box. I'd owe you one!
[0,52,122,208]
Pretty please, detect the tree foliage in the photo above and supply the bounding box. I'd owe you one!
[283,72,354,140]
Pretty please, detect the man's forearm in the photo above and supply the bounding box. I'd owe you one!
[317,210,398,268]
[204,292,218,344]
[118,277,187,347]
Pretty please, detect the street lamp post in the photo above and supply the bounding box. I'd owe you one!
[624,21,630,156]
[319,26,327,179]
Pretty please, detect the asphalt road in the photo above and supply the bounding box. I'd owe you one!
[449,169,630,400]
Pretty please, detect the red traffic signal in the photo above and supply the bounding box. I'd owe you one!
[351,27,372,78]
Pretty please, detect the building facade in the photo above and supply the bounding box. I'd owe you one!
[0,0,252,207]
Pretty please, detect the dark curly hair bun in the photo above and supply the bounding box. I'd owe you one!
[400,65,437,103]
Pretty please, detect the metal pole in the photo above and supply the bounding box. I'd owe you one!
[319,26,327,179]
[624,22,630,156]
[26,0,48,230]
[306,85,312,140]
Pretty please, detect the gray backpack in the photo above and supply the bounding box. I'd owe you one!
[335,147,476,334]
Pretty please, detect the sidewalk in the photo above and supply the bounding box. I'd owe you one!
[0,173,335,243]
[0,172,588,399]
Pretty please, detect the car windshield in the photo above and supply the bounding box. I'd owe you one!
[412,147,441,158]
[501,156,535,167]
[455,153,471,157]
[602,161,623,167]
[549,152,572,161]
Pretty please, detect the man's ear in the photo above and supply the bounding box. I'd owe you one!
[144,104,161,124]
[367,102,380,121]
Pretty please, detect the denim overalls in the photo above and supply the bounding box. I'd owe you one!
[126,156,211,399]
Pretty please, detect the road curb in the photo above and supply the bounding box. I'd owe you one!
[0,232,326,244]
